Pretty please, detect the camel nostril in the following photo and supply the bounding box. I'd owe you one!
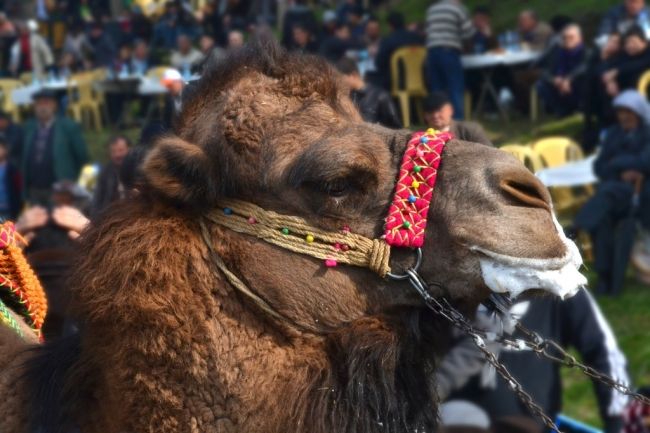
[499,177,551,211]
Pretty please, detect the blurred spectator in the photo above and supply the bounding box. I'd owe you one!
[583,32,623,150]
[9,20,54,80]
[56,51,78,79]
[198,34,226,68]
[375,11,423,91]
[281,0,318,50]
[22,90,88,206]
[87,20,116,68]
[62,21,92,65]
[517,10,553,51]
[320,22,354,62]
[129,5,153,43]
[603,26,650,97]
[161,68,184,129]
[131,39,152,76]
[335,57,401,129]
[0,111,23,168]
[574,91,650,295]
[346,4,365,45]
[321,10,339,39]
[364,16,381,64]
[468,6,497,54]
[170,34,204,72]
[453,288,629,433]
[0,12,17,74]
[92,135,131,217]
[336,0,357,25]
[426,0,475,120]
[0,138,22,221]
[536,24,590,117]
[152,0,196,50]
[113,41,133,74]
[423,92,491,146]
[227,30,245,51]
[291,24,319,54]
[599,0,650,37]
[622,387,650,433]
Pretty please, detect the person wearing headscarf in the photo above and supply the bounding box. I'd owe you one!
[573,90,650,295]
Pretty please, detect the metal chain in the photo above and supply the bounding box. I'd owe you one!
[402,270,650,432]
[403,271,563,433]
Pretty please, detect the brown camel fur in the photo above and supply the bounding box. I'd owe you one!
[0,41,583,433]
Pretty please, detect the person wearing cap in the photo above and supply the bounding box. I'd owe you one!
[423,92,492,146]
[573,90,650,295]
[335,57,401,129]
[22,89,88,206]
[8,20,54,80]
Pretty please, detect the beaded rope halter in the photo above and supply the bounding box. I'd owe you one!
[208,129,452,278]
[0,221,47,340]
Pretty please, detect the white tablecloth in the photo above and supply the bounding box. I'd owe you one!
[11,80,74,106]
[462,51,541,69]
[536,155,598,187]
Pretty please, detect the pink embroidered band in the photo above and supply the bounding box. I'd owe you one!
[384,129,453,248]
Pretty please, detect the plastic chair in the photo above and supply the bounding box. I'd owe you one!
[533,136,591,214]
[67,72,104,131]
[638,70,650,97]
[390,46,427,128]
[500,144,544,173]
[18,72,33,85]
[0,79,24,122]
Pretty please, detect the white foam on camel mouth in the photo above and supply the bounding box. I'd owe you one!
[471,216,587,300]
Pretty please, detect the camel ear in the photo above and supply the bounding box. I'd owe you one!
[143,136,219,207]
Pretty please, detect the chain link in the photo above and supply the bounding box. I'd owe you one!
[404,271,650,433]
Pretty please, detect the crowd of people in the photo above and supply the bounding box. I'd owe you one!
[0,1,649,433]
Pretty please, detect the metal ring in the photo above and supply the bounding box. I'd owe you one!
[387,248,423,280]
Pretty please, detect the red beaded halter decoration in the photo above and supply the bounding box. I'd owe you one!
[385,129,452,248]
[209,129,453,277]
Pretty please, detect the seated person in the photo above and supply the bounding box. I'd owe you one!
[335,57,402,129]
[449,288,629,433]
[170,34,204,73]
[536,24,590,117]
[423,92,492,146]
[598,0,650,37]
[574,90,650,295]
[467,6,497,54]
[291,24,319,54]
[602,26,650,97]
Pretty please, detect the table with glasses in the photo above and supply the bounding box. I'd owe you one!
[462,50,542,121]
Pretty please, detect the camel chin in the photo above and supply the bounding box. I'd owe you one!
[471,216,587,300]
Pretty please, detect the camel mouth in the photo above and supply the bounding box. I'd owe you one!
[470,217,587,300]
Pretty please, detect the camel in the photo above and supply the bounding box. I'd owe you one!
[0,41,586,433]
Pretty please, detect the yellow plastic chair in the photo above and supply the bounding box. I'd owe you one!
[0,79,24,122]
[500,144,544,173]
[532,136,591,214]
[18,72,33,85]
[67,72,104,131]
[390,46,427,128]
[638,70,650,97]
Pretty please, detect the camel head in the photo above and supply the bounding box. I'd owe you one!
[143,41,585,332]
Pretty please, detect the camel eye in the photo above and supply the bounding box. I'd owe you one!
[323,178,350,197]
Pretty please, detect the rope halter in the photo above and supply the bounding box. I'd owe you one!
[209,129,453,278]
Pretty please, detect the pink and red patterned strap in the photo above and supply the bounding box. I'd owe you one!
[384,129,453,248]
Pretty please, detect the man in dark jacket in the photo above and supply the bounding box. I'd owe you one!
[603,26,650,96]
[22,89,88,206]
[374,11,424,91]
[423,92,492,146]
[336,57,402,129]
[537,24,590,117]
[451,288,629,433]
[574,90,650,295]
